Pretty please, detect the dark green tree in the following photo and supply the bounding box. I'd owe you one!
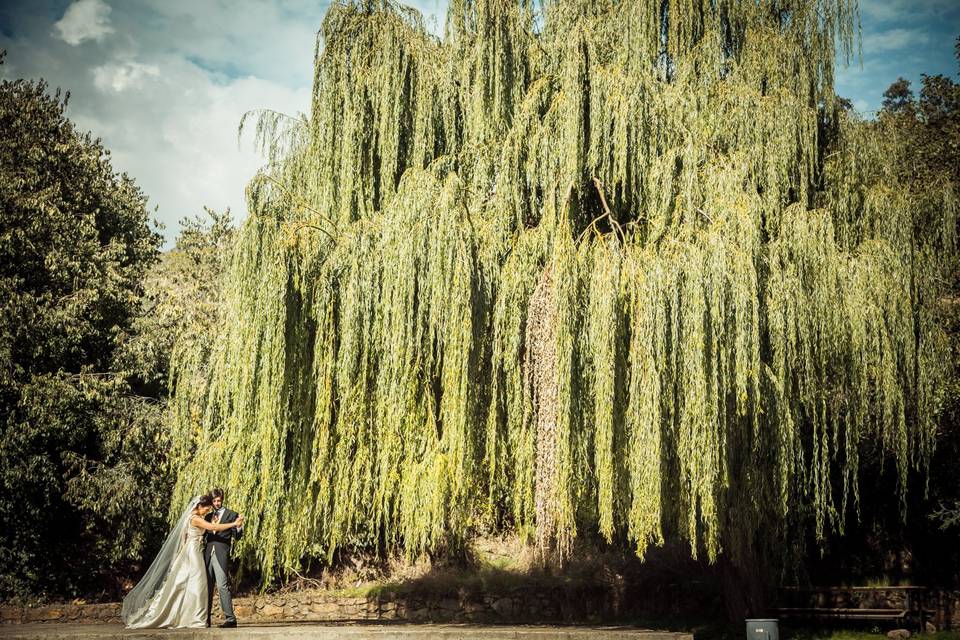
[0,69,163,599]
[881,77,914,114]
[807,36,960,591]
[902,40,960,540]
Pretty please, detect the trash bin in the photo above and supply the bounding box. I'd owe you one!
[745,618,779,640]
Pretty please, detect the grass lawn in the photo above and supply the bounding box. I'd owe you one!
[784,631,960,640]
[687,623,960,640]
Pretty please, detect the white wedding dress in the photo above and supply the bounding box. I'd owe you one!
[124,520,208,629]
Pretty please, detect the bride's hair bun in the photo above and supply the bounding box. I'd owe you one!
[196,494,214,508]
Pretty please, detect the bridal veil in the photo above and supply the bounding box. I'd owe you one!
[120,496,200,624]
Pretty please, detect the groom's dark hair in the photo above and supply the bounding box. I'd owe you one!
[211,488,224,500]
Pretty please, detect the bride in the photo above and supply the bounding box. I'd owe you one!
[122,494,244,629]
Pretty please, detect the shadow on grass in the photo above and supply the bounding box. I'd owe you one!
[234,536,733,634]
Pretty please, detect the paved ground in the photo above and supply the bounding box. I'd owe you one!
[0,623,693,640]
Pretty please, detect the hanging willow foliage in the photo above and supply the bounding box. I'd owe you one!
[169,0,957,582]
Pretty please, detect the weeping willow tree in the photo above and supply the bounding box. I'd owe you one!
[169,0,957,609]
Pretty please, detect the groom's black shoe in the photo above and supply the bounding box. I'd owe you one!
[219,621,238,628]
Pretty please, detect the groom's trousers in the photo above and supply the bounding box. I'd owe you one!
[206,545,237,624]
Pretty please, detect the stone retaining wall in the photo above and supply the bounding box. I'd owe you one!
[0,586,637,626]
[8,587,957,628]
[929,591,960,630]
[1,603,120,625]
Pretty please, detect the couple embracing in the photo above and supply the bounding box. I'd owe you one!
[121,489,245,629]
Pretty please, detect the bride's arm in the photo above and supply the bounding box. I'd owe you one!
[191,515,242,532]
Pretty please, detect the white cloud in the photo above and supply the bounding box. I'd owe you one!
[862,28,930,53]
[70,54,311,245]
[4,0,322,246]
[860,0,958,23]
[92,61,160,92]
[53,0,114,46]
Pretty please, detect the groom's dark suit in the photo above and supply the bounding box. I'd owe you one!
[204,507,241,625]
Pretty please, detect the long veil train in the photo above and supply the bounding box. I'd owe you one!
[120,496,200,624]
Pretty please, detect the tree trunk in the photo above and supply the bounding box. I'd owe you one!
[719,551,772,622]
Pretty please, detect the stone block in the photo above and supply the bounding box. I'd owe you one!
[492,598,514,616]
[25,608,49,622]
[431,608,454,622]
[887,629,911,640]
[310,602,338,615]
[0,607,22,622]
[464,601,486,613]
[234,605,254,618]
[438,598,459,611]
[261,603,284,617]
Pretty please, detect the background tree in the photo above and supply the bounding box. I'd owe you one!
[124,208,237,485]
[802,37,960,593]
[881,77,914,114]
[0,68,237,596]
[0,64,165,598]
[888,39,960,542]
[120,207,236,398]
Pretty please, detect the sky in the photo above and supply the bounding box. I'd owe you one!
[0,0,957,247]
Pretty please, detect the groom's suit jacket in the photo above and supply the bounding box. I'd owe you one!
[204,508,241,570]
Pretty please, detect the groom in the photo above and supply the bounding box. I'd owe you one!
[205,488,242,628]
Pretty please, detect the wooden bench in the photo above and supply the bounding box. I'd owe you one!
[774,586,932,632]
[776,607,909,621]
